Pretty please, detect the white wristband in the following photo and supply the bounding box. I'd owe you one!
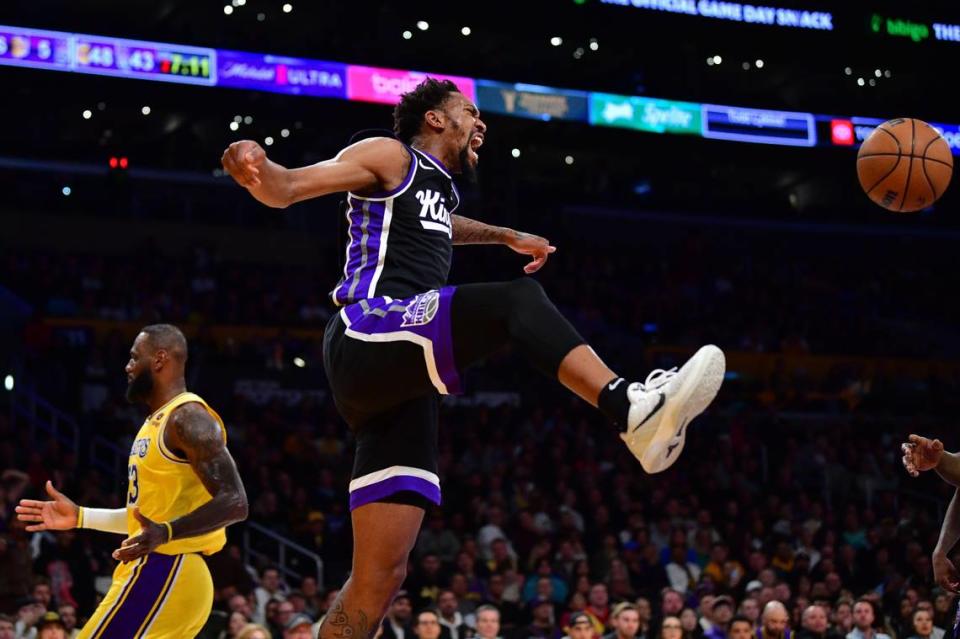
[78,507,129,535]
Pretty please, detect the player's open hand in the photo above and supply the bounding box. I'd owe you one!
[113,508,170,563]
[15,480,79,532]
[507,231,557,274]
[902,433,944,477]
[221,140,266,188]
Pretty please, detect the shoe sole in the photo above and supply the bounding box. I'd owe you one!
[638,345,726,474]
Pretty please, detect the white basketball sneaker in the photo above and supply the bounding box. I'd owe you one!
[620,345,726,474]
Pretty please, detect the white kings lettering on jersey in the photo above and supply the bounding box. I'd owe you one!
[415,189,453,237]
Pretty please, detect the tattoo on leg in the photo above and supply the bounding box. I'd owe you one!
[323,600,372,639]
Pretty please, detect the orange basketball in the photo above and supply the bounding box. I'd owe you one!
[856,118,954,212]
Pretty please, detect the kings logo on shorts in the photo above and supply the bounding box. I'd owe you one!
[401,290,440,327]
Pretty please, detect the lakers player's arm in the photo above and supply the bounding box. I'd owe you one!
[221,137,410,208]
[451,215,558,274]
[113,403,248,562]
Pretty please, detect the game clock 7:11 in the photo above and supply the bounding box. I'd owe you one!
[73,37,216,86]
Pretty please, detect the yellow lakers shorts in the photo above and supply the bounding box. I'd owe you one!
[78,552,212,639]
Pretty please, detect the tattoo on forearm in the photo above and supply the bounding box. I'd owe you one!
[323,600,372,639]
[451,214,510,245]
[165,403,248,539]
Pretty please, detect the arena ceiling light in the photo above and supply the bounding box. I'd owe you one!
[265,136,274,146]
[82,109,92,119]
[229,121,239,131]
[550,36,563,46]
[589,38,599,51]
[461,26,471,36]
[511,148,521,158]
[223,5,234,15]
[281,128,290,138]
[402,30,413,40]
[417,21,429,31]
[141,106,151,115]
[755,59,764,68]
[282,3,293,13]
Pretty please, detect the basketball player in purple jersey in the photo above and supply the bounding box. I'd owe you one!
[222,78,725,639]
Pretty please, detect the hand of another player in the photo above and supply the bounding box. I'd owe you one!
[113,508,170,563]
[221,140,266,188]
[15,480,79,531]
[507,231,557,274]
[901,434,944,477]
[933,550,960,593]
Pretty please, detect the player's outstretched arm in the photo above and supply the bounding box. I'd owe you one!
[113,403,248,562]
[451,215,557,274]
[17,480,129,535]
[221,137,407,209]
[902,434,960,484]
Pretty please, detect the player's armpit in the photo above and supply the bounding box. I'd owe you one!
[286,137,411,205]
[163,403,249,540]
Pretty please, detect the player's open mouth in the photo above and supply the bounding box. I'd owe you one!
[468,134,483,161]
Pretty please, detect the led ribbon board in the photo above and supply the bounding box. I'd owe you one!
[702,104,817,146]
[476,81,589,122]
[597,0,833,30]
[589,93,702,135]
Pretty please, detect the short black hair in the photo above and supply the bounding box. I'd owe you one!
[141,324,188,363]
[393,78,461,144]
[416,609,440,624]
[730,616,753,629]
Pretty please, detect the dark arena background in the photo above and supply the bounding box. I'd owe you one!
[2,1,960,638]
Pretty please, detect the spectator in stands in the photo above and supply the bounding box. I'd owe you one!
[407,554,448,610]
[585,584,611,637]
[524,560,569,605]
[604,603,641,639]
[706,597,735,639]
[478,509,513,561]
[276,601,297,639]
[14,596,43,639]
[758,602,790,639]
[264,599,283,639]
[0,614,13,639]
[223,611,253,639]
[796,606,837,639]
[383,591,414,639]
[283,613,313,639]
[55,606,77,639]
[659,616,682,639]
[566,612,596,639]
[237,625,271,639]
[832,602,853,637]
[482,575,522,632]
[914,602,942,639]
[634,599,652,639]
[298,578,320,619]
[699,596,717,638]
[475,606,501,639]
[846,601,890,639]
[415,610,443,639]
[678,609,698,639]
[907,608,942,639]
[35,611,67,639]
[254,568,287,624]
[229,594,256,620]
[739,601,760,626]
[515,600,560,639]
[418,513,461,564]
[729,618,754,639]
[661,591,685,619]
[437,591,472,639]
[666,546,701,595]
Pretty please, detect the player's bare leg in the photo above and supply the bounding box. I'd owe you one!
[317,502,424,639]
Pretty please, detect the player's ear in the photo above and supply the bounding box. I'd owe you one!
[154,349,168,371]
[424,109,446,132]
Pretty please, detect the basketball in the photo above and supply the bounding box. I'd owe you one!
[856,118,954,212]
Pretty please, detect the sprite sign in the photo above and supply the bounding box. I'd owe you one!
[589,93,702,135]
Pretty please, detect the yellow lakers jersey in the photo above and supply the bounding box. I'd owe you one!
[126,392,227,556]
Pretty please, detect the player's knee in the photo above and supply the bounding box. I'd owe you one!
[507,276,547,305]
[354,555,407,593]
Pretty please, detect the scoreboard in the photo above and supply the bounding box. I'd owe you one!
[0,25,216,85]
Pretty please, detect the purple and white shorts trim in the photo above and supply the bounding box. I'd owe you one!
[348,465,442,510]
